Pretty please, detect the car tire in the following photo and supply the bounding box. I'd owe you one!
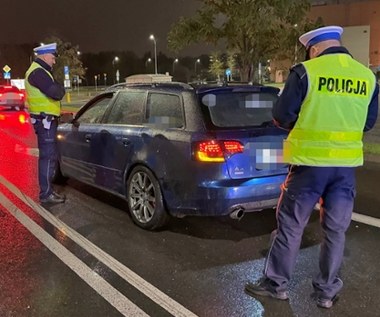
[52,160,67,184]
[126,166,169,230]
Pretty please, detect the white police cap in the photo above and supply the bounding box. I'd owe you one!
[33,43,57,55]
[299,26,343,49]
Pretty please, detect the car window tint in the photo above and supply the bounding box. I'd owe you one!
[106,91,145,125]
[77,95,112,124]
[145,93,184,128]
[200,92,277,127]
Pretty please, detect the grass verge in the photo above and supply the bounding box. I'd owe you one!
[364,142,380,155]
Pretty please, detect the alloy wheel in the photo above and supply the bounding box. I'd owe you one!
[128,171,156,224]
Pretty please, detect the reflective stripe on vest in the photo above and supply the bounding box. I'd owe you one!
[25,62,61,116]
[284,53,376,167]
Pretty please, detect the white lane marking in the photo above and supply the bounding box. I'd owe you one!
[0,192,149,317]
[0,175,199,317]
[352,212,380,228]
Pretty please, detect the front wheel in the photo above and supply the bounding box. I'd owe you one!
[126,166,169,230]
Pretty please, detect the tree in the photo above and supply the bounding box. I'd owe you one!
[275,17,324,65]
[43,36,85,84]
[209,51,224,81]
[226,50,237,81]
[168,0,313,81]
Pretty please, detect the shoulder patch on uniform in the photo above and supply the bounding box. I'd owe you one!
[290,63,306,79]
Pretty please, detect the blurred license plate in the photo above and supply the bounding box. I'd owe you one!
[256,148,284,169]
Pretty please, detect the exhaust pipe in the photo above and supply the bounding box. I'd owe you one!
[230,207,245,220]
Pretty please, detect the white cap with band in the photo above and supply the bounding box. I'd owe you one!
[299,26,343,49]
[33,43,58,55]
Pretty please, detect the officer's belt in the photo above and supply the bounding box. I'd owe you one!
[30,114,58,120]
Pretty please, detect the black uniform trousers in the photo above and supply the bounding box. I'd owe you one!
[264,165,355,299]
[32,116,58,200]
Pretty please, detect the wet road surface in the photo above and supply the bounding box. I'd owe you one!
[1,114,380,317]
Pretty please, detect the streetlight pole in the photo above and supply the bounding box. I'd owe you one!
[172,58,178,75]
[149,34,158,74]
[293,24,298,64]
[195,58,200,77]
[112,56,119,84]
[76,51,81,93]
[145,58,152,73]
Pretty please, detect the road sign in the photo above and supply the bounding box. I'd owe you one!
[3,65,11,73]
[64,66,70,80]
[3,72,11,79]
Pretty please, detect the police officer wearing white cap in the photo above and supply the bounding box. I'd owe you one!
[25,43,66,204]
[245,26,379,308]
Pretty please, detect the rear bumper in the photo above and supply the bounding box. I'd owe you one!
[165,174,286,217]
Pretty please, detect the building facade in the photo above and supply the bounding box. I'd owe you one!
[310,0,380,72]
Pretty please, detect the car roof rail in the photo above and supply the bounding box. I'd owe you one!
[104,81,193,92]
[189,80,263,89]
[104,83,129,92]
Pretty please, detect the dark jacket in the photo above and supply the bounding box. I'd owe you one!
[27,58,65,101]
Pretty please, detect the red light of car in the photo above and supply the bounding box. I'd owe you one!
[19,93,25,99]
[224,141,244,155]
[18,114,27,124]
[195,140,244,162]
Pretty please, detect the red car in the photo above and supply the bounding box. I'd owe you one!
[0,85,30,132]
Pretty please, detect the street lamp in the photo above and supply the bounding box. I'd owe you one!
[75,51,81,92]
[195,58,201,75]
[149,34,158,74]
[94,75,98,91]
[172,58,179,75]
[293,24,298,64]
[145,58,152,73]
[112,56,119,84]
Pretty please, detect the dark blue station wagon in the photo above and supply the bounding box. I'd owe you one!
[56,82,288,230]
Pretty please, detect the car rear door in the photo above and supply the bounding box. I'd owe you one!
[98,89,147,194]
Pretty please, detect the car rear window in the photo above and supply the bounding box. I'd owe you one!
[199,90,277,128]
[0,85,24,110]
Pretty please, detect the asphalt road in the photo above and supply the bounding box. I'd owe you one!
[1,115,380,317]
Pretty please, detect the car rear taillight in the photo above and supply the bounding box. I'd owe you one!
[19,93,24,99]
[195,140,244,162]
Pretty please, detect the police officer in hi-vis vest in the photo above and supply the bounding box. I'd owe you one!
[245,26,379,309]
[25,43,66,204]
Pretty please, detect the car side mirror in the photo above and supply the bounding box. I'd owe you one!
[59,112,74,124]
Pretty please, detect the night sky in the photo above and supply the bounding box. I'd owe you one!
[3,0,217,57]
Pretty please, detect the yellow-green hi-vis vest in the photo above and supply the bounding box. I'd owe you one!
[25,62,61,116]
[283,53,376,167]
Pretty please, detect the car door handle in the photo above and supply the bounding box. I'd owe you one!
[85,134,92,142]
[122,137,131,146]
